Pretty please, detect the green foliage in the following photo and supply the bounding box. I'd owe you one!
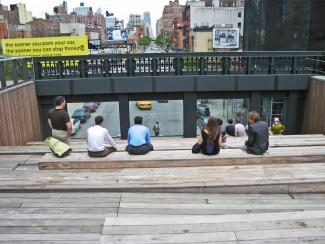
[155,35,173,51]
[139,36,151,46]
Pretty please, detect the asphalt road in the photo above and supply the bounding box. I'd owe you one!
[67,99,248,139]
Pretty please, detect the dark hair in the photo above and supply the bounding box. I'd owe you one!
[54,96,65,106]
[95,116,104,125]
[134,116,143,125]
[235,118,241,124]
[205,117,221,143]
[228,119,233,124]
[216,118,223,126]
[248,111,260,122]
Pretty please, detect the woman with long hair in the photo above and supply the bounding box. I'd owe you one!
[192,116,222,155]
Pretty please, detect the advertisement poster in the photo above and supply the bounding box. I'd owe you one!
[213,28,239,49]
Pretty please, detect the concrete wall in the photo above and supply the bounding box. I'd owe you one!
[193,31,213,52]
[302,76,325,134]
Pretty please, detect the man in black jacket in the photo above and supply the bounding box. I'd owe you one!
[243,111,269,155]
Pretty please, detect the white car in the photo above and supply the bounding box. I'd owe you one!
[71,119,81,135]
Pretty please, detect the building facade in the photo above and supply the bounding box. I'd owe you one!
[162,0,184,35]
[244,0,325,51]
[28,18,57,37]
[183,0,244,51]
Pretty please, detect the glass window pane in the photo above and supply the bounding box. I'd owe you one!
[129,100,183,137]
[67,102,121,138]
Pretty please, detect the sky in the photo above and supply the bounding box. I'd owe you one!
[1,0,188,36]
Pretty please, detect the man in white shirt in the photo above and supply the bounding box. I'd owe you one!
[86,116,117,157]
[235,118,247,137]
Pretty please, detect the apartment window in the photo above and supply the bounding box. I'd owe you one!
[238,12,242,18]
[238,22,242,29]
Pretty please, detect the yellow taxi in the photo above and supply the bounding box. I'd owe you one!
[136,101,152,110]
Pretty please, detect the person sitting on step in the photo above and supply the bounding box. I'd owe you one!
[192,116,222,156]
[126,116,154,155]
[242,111,269,155]
[86,116,117,157]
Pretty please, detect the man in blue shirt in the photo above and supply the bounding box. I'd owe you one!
[126,116,154,155]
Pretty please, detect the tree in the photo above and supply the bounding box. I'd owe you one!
[139,36,151,47]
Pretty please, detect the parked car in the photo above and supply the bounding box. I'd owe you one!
[72,108,91,123]
[71,118,81,135]
[197,104,210,117]
[136,101,152,110]
[83,102,98,113]
[197,116,208,130]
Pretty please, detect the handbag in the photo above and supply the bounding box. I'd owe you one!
[45,137,71,158]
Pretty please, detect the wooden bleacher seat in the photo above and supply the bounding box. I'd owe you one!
[38,146,325,170]
[1,134,325,155]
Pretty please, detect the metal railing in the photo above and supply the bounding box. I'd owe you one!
[32,51,325,80]
[0,56,34,91]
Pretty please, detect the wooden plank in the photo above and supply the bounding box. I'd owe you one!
[0,218,104,227]
[102,218,325,235]
[0,207,117,214]
[21,202,119,208]
[0,226,101,234]
[2,135,325,155]
[0,82,42,146]
[104,210,325,226]
[0,213,116,219]
[0,234,99,241]
[236,227,325,241]
[38,146,325,170]
[100,232,237,244]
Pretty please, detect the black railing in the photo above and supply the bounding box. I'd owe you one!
[0,57,34,90]
[32,51,325,80]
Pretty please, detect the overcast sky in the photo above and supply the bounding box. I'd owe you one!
[1,0,187,36]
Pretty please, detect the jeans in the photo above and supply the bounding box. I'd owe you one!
[126,144,154,155]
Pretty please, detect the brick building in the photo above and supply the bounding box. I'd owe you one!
[162,0,184,36]
[28,18,58,37]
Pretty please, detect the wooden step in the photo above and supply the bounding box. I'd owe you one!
[38,146,325,170]
[101,210,325,244]
[1,135,324,155]
[1,162,325,193]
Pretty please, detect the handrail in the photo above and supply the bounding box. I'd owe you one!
[32,51,325,79]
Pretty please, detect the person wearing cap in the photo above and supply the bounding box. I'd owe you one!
[270,117,286,135]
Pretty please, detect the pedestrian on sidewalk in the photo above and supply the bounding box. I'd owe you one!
[153,122,160,137]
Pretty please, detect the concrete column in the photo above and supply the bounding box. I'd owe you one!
[286,91,299,134]
[183,92,197,138]
[118,94,130,139]
[249,91,261,112]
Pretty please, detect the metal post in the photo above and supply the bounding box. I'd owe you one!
[12,59,18,85]
[40,103,53,139]
[183,92,197,138]
[80,59,87,78]
[0,61,6,89]
[286,91,298,134]
[199,57,206,75]
[58,61,64,79]
[291,56,297,74]
[269,57,275,74]
[151,58,158,76]
[118,94,130,139]
[249,91,261,112]
[246,57,252,74]
[223,57,230,75]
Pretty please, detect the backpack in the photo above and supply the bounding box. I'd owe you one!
[45,137,71,158]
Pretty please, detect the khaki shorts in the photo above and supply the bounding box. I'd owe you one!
[52,129,70,145]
